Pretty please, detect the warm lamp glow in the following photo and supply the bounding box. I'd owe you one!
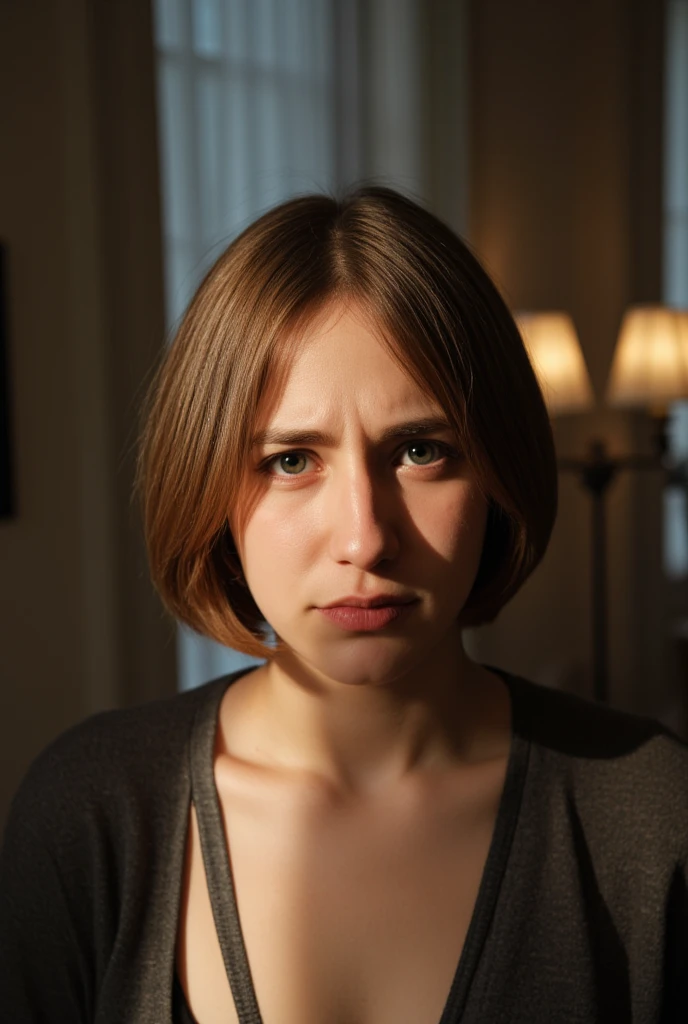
[515,311,595,415]
[606,305,688,409]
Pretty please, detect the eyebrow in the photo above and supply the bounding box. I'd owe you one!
[250,417,455,449]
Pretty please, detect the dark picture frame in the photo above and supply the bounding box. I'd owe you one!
[0,242,15,519]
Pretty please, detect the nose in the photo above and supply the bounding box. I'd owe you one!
[326,459,400,569]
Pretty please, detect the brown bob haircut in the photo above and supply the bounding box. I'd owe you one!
[138,186,558,661]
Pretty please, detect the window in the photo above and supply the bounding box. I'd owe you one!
[663,0,688,580]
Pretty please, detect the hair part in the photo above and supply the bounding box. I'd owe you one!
[137,186,558,660]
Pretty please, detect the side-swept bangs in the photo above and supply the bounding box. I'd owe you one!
[137,186,558,660]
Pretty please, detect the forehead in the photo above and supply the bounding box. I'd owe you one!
[262,302,441,422]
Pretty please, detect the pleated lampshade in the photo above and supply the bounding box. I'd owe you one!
[515,311,595,415]
[606,305,688,411]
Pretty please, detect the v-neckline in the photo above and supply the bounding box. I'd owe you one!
[187,665,531,1024]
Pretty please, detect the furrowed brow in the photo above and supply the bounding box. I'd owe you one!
[250,417,454,449]
[383,418,454,440]
[251,428,336,448]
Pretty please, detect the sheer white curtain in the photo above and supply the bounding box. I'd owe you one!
[152,0,370,690]
[153,0,359,327]
[663,0,688,579]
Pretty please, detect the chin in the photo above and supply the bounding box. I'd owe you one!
[273,631,436,689]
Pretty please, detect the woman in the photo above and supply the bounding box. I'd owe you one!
[1,187,686,1023]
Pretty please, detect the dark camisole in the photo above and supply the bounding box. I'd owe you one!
[172,667,530,1024]
[173,970,197,1024]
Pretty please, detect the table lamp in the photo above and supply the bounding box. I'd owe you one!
[606,305,688,454]
[516,312,595,415]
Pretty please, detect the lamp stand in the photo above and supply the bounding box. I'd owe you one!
[559,418,666,705]
[582,442,616,704]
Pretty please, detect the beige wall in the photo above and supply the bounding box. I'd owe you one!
[0,0,176,832]
[462,0,677,723]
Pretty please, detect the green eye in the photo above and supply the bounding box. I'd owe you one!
[275,452,309,475]
[405,442,438,466]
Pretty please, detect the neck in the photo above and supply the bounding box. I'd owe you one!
[223,630,510,799]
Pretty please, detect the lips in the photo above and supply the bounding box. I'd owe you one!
[320,595,416,609]
[317,600,417,632]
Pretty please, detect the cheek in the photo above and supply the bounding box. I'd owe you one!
[240,504,314,590]
[416,484,488,562]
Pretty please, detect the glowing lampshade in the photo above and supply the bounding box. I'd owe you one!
[606,305,688,409]
[515,311,595,415]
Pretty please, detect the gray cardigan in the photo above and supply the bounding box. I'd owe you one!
[1,666,687,1023]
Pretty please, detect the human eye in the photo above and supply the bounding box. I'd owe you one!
[259,450,315,477]
[398,440,458,468]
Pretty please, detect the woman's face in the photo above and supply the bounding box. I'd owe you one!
[231,302,489,686]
